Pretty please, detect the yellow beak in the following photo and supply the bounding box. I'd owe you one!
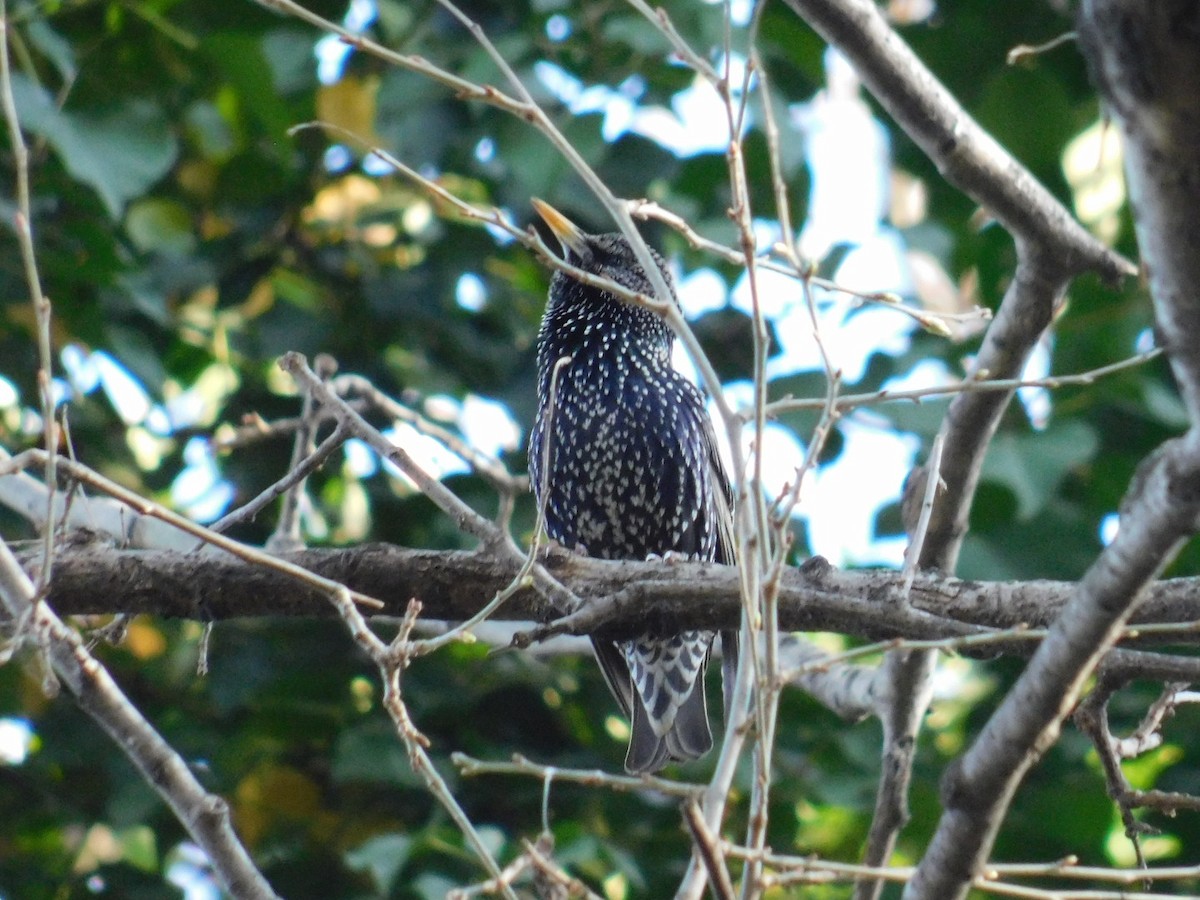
[532,198,590,259]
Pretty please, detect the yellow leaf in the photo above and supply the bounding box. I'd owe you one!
[234,764,323,848]
[316,75,383,148]
[125,618,167,659]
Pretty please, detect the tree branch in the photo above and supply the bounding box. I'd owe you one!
[780,0,1133,284]
[907,4,1200,896]
[27,543,1200,653]
[777,2,1134,892]
[907,439,1200,900]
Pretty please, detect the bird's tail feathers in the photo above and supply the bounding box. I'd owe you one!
[622,631,713,774]
[592,633,717,774]
[625,675,712,774]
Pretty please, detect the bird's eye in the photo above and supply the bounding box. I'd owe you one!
[561,248,588,270]
[594,244,633,270]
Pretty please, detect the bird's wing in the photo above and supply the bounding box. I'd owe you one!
[591,636,635,720]
[703,412,737,567]
[673,386,740,724]
[700,411,741,724]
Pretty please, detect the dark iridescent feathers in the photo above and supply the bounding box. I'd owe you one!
[529,205,736,773]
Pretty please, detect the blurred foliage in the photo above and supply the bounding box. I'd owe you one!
[1,0,1197,898]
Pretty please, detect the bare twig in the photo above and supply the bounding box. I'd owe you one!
[901,434,945,597]
[766,348,1162,415]
[378,601,521,900]
[628,198,989,332]
[332,375,526,494]
[280,352,504,549]
[859,426,944,897]
[1007,32,1077,66]
[447,853,532,900]
[524,834,603,900]
[0,444,197,550]
[0,0,58,592]
[1075,679,1151,869]
[1075,678,1197,871]
[453,752,703,800]
[208,421,349,537]
[265,353,337,551]
[684,800,737,900]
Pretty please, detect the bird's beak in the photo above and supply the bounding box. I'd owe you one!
[532,198,590,260]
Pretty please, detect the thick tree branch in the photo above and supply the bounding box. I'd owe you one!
[29,543,1200,651]
[920,250,1070,566]
[857,251,1074,895]
[907,440,1200,900]
[1078,2,1200,422]
[781,0,1133,284]
[907,5,1200,897]
[860,253,1074,892]
[777,3,1133,892]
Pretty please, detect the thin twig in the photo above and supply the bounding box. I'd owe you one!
[266,354,336,551]
[523,834,604,900]
[766,348,1162,416]
[901,433,946,597]
[0,0,57,593]
[683,801,737,900]
[333,375,525,494]
[452,751,703,799]
[628,198,991,331]
[281,353,589,630]
[208,422,349,537]
[280,352,504,549]
[376,607,521,900]
[1007,32,1077,66]
[408,356,570,657]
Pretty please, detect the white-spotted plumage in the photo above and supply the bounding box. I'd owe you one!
[529,205,736,774]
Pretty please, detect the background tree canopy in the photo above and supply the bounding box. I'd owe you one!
[2,0,1199,898]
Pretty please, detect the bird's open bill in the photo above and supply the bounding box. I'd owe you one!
[531,198,590,260]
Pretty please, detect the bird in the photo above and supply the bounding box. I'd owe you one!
[528,198,737,774]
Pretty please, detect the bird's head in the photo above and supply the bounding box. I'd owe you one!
[532,198,674,302]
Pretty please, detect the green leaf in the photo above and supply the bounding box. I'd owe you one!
[9,74,177,218]
[374,1,416,41]
[414,873,460,899]
[125,198,196,257]
[26,18,76,80]
[345,833,412,894]
[185,100,238,162]
[261,28,318,97]
[204,32,295,143]
[115,826,158,873]
[331,720,422,788]
[981,419,1098,520]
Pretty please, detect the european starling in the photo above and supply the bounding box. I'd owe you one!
[529,199,737,774]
